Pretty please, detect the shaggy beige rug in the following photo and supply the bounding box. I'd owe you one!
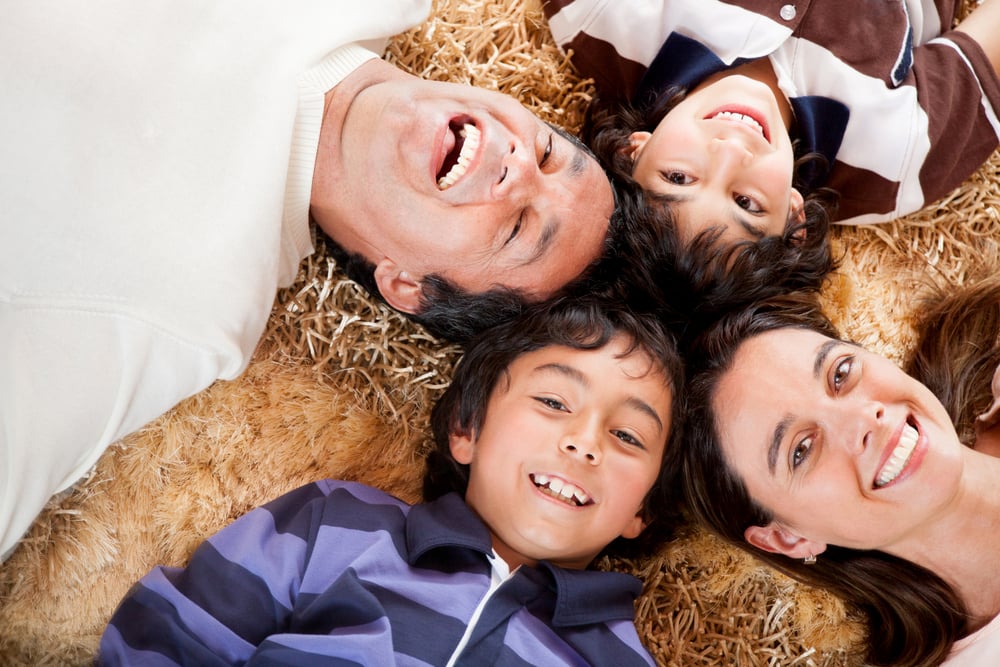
[2,1,999,665]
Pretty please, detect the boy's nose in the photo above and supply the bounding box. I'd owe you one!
[559,432,602,465]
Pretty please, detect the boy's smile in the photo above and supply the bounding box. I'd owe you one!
[449,336,673,570]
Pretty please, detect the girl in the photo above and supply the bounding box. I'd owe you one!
[544,0,1000,246]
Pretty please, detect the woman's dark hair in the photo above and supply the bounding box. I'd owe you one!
[680,294,968,667]
[425,295,686,558]
[585,85,839,294]
[906,275,1000,446]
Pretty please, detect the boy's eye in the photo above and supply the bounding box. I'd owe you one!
[505,216,523,245]
[661,170,693,185]
[791,435,814,468]
[612,430,645,449]
[735,193,764,214]
[534,396,567,412]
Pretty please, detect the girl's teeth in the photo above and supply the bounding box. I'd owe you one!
[875,423,918,488]
[712,111,763,135]
[437,123,480,190]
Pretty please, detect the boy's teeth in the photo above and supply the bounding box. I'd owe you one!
[530,473,591,506]
[437,123,480,190]
[875,423,918,488]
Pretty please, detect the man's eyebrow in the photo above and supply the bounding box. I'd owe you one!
[547,122,590,177]
[534,363,664,433]
[517,220,558,267]
[767,339,841,474]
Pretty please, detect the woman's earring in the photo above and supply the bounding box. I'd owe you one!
[803,554,817,565]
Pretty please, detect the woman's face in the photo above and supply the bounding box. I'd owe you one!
[712,328,965,556]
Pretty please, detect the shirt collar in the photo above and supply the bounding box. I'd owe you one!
[406,493,643,627]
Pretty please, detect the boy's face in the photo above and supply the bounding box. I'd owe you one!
[628,74,803,246]
[450,336,673,570]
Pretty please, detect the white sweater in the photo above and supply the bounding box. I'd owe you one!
[0,0,430,558]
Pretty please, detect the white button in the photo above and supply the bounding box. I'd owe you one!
[780,4,796,20]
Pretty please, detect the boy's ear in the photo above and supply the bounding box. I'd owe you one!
[626,131,652,161]
[449,430,475,465]
[619,512,648,540]
[374,259,423,315]
[744,521,826,560]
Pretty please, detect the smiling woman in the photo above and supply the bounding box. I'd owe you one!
[679,284,1000,667]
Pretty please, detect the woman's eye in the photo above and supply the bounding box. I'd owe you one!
[735,193,764,214]
[540,135,553,166]
[534,396,566,411]
[662,170,693,185]
[612,430,644,449]
[791,436,814,468]
[832,357,854,391]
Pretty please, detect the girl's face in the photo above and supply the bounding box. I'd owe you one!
[712,328,965,559]
[629,74,803,246]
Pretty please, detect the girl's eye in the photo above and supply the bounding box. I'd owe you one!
[662,170,693,185]
[540,135,553,166]
[612,430,645,449]
[791,435,814,468]
[534,396,566,412]
[832,357,854,391]
[735,193,764,214]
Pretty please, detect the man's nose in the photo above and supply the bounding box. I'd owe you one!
[493,140,537,200]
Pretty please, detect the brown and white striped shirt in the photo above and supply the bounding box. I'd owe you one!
[544,0,1000,224]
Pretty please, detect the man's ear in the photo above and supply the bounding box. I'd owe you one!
[374,259,423,315]
[744,521,826,559]
[626,131,652,161]
[449,430,475,465]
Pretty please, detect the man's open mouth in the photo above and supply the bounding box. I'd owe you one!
[437,120,480,190]
[530,473,593,507]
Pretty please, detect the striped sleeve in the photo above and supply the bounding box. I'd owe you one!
[97,482,331,666]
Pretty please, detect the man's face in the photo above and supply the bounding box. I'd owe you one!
[314,66,614,312]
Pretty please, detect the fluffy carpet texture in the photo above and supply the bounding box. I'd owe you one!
[3,1,999,664]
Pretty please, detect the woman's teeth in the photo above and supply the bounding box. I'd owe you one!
[531,473,591,507]
[712,111,764,136]
[437,123,480,190]
[875,423,918,488]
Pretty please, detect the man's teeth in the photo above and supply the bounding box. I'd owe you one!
[875,423,918,488]
[437,123,480,190]
[712,111,764,136]
[531,473,591,507]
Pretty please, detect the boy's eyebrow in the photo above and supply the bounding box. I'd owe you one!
[533,362,665,433]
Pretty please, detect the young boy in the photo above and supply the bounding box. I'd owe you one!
[544,0,1000,257]
[97,297,684,666]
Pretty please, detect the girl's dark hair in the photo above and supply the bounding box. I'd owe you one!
[585,85,839,294]
[680,294,969,667]
[425,295,686,559]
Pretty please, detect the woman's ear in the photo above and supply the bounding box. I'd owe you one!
[626,131,652,161]
[745,521,827,560]
[374,259,423,315]
[788,189,808,243]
